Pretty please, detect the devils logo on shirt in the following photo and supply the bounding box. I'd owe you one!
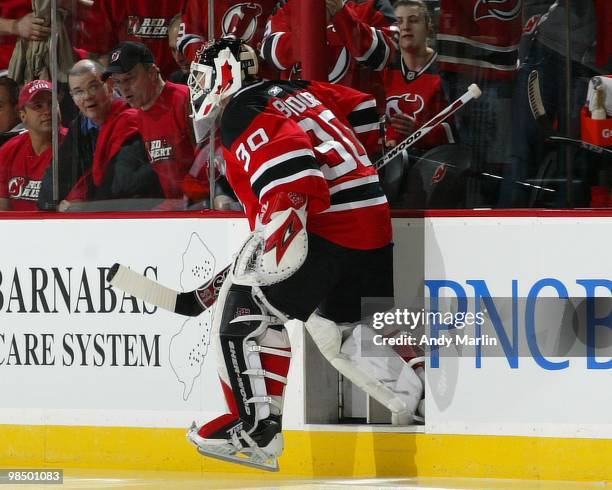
[473,0,522,22]
[431,164,448,184]
[127,16,169,39]
[222,3,263,42]
[8,176,41,200]
[386,93,425,120]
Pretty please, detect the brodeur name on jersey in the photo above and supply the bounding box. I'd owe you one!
[220,79,391,251]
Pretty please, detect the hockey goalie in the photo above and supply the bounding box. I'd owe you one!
[186,37,424,471]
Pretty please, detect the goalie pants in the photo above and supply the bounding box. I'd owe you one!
[261,232,394,324]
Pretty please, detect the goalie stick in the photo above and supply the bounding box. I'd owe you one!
[106,263,230,316]
[527,70,612,157]
[375,83,482,171]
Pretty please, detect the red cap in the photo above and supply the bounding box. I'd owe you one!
[18,80,53,109]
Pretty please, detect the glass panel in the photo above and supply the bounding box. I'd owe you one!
[0,1,607,213]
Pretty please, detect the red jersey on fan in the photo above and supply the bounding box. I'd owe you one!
[437,0,523,80]
[260,0,397,99]
[75,0,186,78]
[384,52,455,148]
[179,0,276,63]
[0,0,30,70]
[220,80,391,250]
[138,81,196,198]
[0,129,66,210]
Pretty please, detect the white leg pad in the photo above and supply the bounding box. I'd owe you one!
[305,313,423,423]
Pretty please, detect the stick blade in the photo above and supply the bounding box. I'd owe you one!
[108,263,178,313]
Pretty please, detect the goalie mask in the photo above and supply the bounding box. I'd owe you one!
[189,37,259,124]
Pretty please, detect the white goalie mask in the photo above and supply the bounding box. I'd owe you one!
[188,37,259,138]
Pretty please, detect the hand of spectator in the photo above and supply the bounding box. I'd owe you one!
[58,200,71,212]
[214,194,237,211]
[326,0,344,19]
[389,113,416,136]
[14,13,51,41]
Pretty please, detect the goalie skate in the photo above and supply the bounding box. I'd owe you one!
[187,417,283,472]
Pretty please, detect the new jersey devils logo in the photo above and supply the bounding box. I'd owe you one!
[431,164,447,184]
[474,0,522,22]
[386,93,425,120]
[127,16,141,36]
[8,176,26,197]
[222,3,263,42]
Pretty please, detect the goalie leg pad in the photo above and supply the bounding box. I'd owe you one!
[188,277,292,471]
[305,312,424,424]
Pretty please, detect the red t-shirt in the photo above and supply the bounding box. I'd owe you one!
[138,81,195,198]
[74,0,186,78]
[0,0,31,70]
[0,129,67,210]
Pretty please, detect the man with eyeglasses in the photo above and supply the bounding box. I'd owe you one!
[0,80,66,211]
[37,59,163,211]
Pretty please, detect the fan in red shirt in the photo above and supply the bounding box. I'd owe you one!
[0,0,49,72]
[73,0,187,79]
[259,0,398,105]
[103,42,201,204]
[384,0,455,149]
[0,80,66,211]
[178,0,276,63]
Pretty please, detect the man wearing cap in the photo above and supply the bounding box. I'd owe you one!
[104,41,202,204]
[37,59,164,211]
[0,79,66,211]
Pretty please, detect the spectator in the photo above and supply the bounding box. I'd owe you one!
[260,0,397,106]
[0,76,23,146]
[437,0,523,206]
[500,0,606,207]
[37,59,163,211]
[74,0,187,78]
[167,14,189,84]
[0,80,66,211]
[0,1,50,73]
[384,0,454,149]
[179,0,276,63]
[104,41,199,203]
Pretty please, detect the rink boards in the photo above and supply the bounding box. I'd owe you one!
[1,211,611,480]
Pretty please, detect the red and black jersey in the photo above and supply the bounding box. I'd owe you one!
[260,0,397,103]
[138,81,196,198]
[384,52,455,149]
[75,0,186,78]
[0,0,30,70]
[179,0,276,63]
[437,0,523,80]
[0,129,67,210]
[220,80,391,250]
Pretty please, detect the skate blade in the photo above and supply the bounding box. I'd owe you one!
[196,446,280,472]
